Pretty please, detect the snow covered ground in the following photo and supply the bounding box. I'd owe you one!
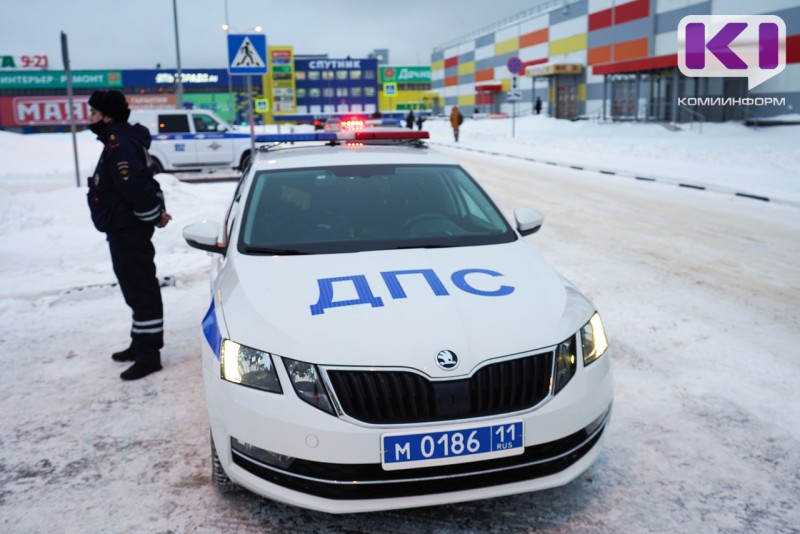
[1,116,799,533]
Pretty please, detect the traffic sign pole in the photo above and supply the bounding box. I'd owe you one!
[227,33,267,160]
[507,58,523,139]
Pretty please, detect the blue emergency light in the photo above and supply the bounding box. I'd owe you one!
[254,131,429,144]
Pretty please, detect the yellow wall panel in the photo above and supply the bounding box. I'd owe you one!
[549,34,587,56]
[431,59,444,71]
[458,62,475,76]
[495,37,519,56]
[458,94,476,107]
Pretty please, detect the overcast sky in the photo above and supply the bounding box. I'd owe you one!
[2,0,545,71]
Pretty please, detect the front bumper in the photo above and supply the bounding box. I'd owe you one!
[203,342,613,513]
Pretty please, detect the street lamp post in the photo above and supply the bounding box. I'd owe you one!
[172,0,184,109]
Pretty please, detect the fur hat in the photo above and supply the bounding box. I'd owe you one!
[88,90,130,122]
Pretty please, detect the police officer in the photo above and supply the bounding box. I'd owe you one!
[86,90,172,380]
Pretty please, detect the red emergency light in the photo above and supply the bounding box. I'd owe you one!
[353,131,430,140]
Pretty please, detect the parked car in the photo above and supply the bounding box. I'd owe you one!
[183,129,613,513]
[130,109,254,173]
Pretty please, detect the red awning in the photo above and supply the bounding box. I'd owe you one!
[592,54,677,75]
[475,84,502,92]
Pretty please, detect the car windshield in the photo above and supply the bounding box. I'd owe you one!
[238,164,516,254]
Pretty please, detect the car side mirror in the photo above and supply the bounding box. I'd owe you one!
[216,124,227,132]
[515,207,544,236]
[183,221,225,254]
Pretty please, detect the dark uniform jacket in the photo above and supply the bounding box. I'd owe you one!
[87,122,165,233]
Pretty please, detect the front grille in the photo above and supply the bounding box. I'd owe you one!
[231,406,610,501]
[327,351,554,424]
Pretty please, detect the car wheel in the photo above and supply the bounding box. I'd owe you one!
[151,157,165,174]
[211,435,237,493]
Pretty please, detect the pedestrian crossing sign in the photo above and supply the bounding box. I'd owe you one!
[227,34,268,75]
[384,82,397,97]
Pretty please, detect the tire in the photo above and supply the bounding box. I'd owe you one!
[151,157,165,175]
[211,435,238,493]
[239,151,251,172]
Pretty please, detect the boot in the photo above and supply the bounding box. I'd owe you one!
[112,347,136,362]
[120,356,163,380]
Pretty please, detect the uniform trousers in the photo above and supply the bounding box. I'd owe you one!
[107,226,163,362]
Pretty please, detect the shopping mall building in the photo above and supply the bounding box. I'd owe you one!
[1,0,797,132]
[432,0,799,122]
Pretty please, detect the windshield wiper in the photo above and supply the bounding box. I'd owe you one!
[393,244,454,250]
[244,246,310,255]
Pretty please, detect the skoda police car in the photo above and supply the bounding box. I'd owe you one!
[183,128,613,513]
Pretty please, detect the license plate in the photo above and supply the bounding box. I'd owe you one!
[381,421,524,471]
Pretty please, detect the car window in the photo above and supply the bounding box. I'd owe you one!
[193,113,220,133]
[238,164,516,254]
[158,114,190,134]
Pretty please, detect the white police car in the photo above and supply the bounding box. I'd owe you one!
[130,109,259,173]
[183,129,613,513]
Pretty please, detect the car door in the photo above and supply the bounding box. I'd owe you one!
[154,113,197,167]
[192,112,235,166]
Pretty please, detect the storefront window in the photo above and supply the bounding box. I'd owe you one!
[323,87,333,98]
[364,87,376,97]
[309,88,321,98]
[322,71,334,80]
[297,88,307,98]
[336,70,348,80]
[364,70,375,80]
[336,87,348,97]
[350,70,362,80]
[308,71,320,81]
[351,87,362,97]
[295,71,307,80]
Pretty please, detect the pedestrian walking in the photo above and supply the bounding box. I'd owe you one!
[535,96,542,115]
[405,110,415,129]
[86,90,172,381]
[450,106,463,142]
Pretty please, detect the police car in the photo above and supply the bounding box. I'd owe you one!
[183,129,613,513]
[130,109,258,173]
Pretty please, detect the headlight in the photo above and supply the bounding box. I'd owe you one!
[283,358,336,416]
[553,335,577,394]
[581,312,609,366]
[220,339,282,393]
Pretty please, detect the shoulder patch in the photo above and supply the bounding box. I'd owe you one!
[117,160,130,180]
[108,133,120,149]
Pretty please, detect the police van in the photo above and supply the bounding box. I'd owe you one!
[129,109,257,173]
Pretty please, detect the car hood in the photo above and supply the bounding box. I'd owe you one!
[218,241,593,378]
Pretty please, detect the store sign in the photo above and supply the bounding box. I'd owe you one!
[270,47,296,115]
[525,63,583,77]
[154,72,220,84]
[380,66,431,83]
[127,94,177,110]
[0,96,91,126]
[308,59,362,70]
[1,55,49,69]
[0,70,121,89]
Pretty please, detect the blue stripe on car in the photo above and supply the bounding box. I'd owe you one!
[202,299,222,359]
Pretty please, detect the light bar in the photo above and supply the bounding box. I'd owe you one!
[254,133,337,143]
[353,131,429,140]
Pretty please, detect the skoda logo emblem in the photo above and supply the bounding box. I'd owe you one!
[436,350,459,370]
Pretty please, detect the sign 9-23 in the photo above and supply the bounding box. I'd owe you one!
[1,55,49,69]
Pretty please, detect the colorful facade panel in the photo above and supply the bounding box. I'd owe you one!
[431,0,798,120]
